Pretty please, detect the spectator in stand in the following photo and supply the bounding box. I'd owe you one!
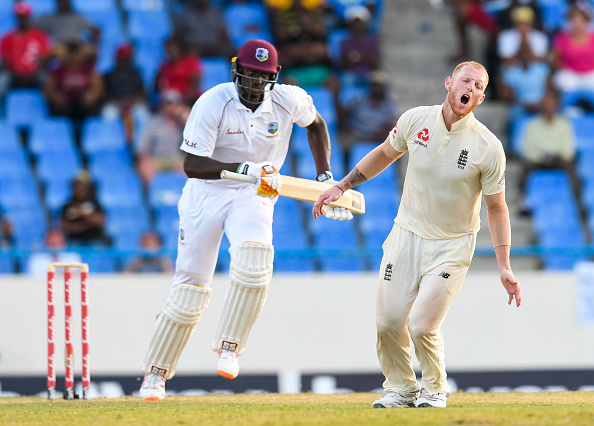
[26,228,82,276]
[155,36,203,106]
[519,89,581,214]
[339,70,398,144]
[43,40,104,121]
[499,43,551,138]
[35,0,100,59]
[126,231,174,273]
[497,6,548,68]
[102,44,149,141]
[0,2,52,95]
[267,0,336,88]
[550,4,594,98]
[446,0,497,62]
[137,90,187,185]
[174,0,235,58]
[339,5,380,86]
[60,171,108,246]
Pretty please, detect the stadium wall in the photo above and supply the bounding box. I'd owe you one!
[0,270,593,395]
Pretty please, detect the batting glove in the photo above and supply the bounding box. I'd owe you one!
[316,171,353,221]
[238,161,281,199]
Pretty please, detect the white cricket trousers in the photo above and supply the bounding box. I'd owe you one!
[376,224,476,397]
[172,180,274,287]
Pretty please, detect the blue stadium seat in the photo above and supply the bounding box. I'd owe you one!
[105,205,151,245]
[85,253,118,273]
[6,207,48,249]
[295,149,345,179]
[134,44,163,90]
[309,216,364,271]
[149,171,187,208]
[571,115,594,151]
[0,122,22,153]
[27,0,56,17]
[5,89,48,129]
[36,150,83,184]
[201,57,231,92]
[0,150,33,180]
[156,213,180,250]
[0,176,43,211]
[81,117,127,154]
[307,87,337,128]
[44,179,71,221]
[96,171,144,208]
[540,226,586,270]
[577,150,594,181]
[0,256,16,274]
[224,2,273,49]
[509,115,531,155]
[122,0,166,11]
[327,28,350,65]
[72,0,118,12]
[88,150,134,182]
[128,10,171,41]
[537,0,567,33]
[29,118,76,156]
[524,170,574,211]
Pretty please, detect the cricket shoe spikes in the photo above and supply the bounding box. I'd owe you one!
[139,372,166,401]
[372,391,417,408]
[217,349,240,379]
[416,388,449,408]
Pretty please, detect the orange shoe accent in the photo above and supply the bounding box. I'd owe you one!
[144,396,164,401]
[217,369,237,380]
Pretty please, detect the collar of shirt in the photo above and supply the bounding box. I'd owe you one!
[438,106,475,134]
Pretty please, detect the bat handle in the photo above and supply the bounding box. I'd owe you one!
[220,170,258,183]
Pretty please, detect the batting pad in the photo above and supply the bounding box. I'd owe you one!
[142,284,212,379]
[213,242,274,355]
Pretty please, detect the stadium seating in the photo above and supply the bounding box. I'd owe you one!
[128,10,171,42]
[95,171,144,209]
[223,2,273,49]
[27,0,55,17]
[5,90,48,129]
[81,117,128,155]
[201,57,231,92]
[29,118,76,156]
[0,122,21,153]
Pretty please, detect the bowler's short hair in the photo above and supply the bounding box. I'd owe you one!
[452,61,489,90]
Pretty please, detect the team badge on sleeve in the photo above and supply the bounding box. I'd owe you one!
[268,122,278,134]
[255,48,269,62]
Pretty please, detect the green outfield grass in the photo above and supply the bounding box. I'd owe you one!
[1,392,593,425]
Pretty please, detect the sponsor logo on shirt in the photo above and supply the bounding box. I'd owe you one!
[226,128,244,135]
[498,172,505,185]
[458,149,469,169]
[413,128,429,147]
[384,263,393,281]
[184,138,197,148]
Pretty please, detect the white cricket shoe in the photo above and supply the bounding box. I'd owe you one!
[217,349,239,379]
[372,391,416,408]
[139,372,166,401]
[416,388,449,408]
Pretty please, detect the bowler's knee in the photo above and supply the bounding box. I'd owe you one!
[376,313,407,335]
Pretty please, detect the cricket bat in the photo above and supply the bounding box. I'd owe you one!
[220,170,365,214]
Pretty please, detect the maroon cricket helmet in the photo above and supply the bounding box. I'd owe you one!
[235,39,279,74]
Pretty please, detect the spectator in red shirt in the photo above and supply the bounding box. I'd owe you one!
[0,2,52,92]
[155,36,203,106]
[43,40,104,121]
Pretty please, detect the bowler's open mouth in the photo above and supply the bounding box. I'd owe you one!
[461,94,469,105]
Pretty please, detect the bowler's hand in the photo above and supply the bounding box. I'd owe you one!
[501,269,521,307]
[312,187,344,219]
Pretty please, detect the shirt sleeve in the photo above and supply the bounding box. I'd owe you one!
[290,85,317,127]
[181,90,222,157]
[389,108,412,153]
[480,139,506,196]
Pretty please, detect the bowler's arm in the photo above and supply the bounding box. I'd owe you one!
[312,137,404,218]
[484,191,522,307]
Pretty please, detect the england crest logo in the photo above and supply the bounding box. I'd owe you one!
[255,47,269,62]
[268,122,278,134]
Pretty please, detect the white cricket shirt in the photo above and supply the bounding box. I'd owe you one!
[181,82,317,187]
[390,105,506,240]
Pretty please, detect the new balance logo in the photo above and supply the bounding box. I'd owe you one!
[439,271,450,279]
[458,149,468,169]
[384,263,393,281]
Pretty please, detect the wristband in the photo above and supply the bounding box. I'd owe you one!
[334,185,345,194]
[493,244,511,249]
